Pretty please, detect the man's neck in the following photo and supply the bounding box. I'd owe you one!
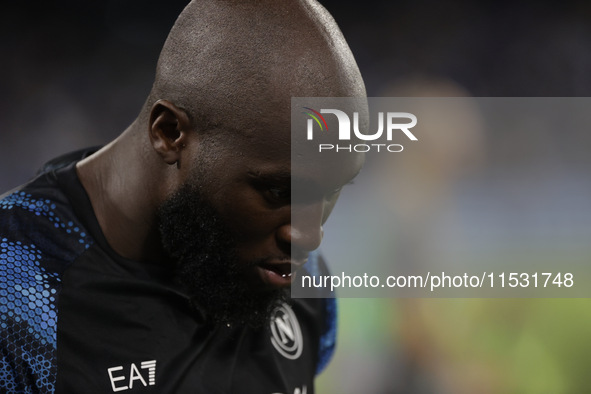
[76,123,169,263]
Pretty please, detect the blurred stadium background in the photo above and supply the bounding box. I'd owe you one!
[2,1,591,393]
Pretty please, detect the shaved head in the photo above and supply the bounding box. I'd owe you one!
[145,0,365,134]
[77,0,366,326]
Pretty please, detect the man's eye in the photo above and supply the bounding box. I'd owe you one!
[267,187,290,202]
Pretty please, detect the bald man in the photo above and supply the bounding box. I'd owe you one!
[0,0,365,393]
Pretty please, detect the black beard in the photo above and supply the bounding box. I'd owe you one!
[157,183,288,328]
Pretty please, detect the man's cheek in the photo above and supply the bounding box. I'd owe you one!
[224,209,281,241]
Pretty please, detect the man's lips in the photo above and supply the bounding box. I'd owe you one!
[259,262,292,277]
[256,259,307,288]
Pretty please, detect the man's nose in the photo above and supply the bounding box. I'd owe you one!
[278,202,325,253]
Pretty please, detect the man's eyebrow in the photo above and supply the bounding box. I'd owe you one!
[247,170,316,190]
[247,167,362,189]
[247,170,291,183]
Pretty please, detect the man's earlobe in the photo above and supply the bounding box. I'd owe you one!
[149,99,191,165]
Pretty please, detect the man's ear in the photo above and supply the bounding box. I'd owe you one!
[149,99,192,165]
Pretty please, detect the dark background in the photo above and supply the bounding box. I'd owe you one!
[3,3,591,393]
[2,0,591,190]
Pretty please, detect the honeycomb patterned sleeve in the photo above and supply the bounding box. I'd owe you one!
[0,171,93,394]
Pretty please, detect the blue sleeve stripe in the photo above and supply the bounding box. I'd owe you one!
[316,296,337,375]
[305,251,337,375]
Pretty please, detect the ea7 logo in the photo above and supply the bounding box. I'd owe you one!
[107,360,156,392]
[305,108,418,141]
